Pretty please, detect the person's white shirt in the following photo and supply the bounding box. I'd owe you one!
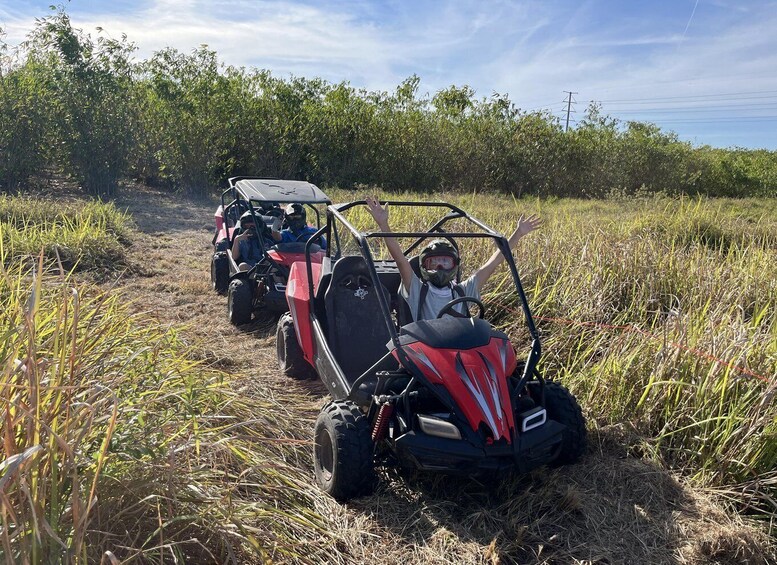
[401,272,480,321]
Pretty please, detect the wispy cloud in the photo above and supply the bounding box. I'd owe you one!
[1,0,776,148]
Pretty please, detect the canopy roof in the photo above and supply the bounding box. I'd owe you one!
[232,178,331,204]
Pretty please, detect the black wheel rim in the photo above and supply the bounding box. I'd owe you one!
[315,426,334,482]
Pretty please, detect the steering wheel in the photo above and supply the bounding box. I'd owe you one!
[294,231,311,242]
[436,296,485,319]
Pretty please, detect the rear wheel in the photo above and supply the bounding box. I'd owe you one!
[227,279,252,325]
[276,313,316,380]
[314,401,376,500]
[211,252,229,294]
[544,381,587,465]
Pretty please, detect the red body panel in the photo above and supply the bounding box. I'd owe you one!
[286,261,322,365]
[267,249,325,267]
[215,226,236,245]
[399,337,518,442]
[215,205,224,233]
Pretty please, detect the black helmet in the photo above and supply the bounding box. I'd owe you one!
[239,210,264,232]
[419,239,459,288]
[284,203,307,231]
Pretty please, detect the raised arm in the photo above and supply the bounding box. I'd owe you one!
[365,196,414,291]
[473,214,542,292]
[231,233,243,262]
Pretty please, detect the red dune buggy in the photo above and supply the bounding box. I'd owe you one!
[277,200,586,500]
[210,177,330,326]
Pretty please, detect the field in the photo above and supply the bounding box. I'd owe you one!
[1,186,775,564]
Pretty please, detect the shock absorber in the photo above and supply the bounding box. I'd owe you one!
[371,402,395,442]
[256,278,267,297]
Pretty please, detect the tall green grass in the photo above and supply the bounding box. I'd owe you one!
[0,196,131,272]
[333,190,777,512]
[0,199,334,563]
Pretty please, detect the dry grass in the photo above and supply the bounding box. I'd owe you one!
[2,185,775,563]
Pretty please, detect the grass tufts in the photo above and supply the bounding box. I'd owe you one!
[0,195,131,272]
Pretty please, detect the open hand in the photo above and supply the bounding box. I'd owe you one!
[365,196,389,228]
[516,214,542,238]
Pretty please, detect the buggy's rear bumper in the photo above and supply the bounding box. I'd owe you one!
[393,420,565,474]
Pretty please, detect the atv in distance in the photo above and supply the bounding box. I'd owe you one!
[278,199,587,500]
[210,177,331,327]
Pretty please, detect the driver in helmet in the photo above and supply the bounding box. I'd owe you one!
[365,196,541,321]
[267,203,327,249]
[231,210,273,271]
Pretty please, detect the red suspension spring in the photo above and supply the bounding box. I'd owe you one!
[371,403,395,442]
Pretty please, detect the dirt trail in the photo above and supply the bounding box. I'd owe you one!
[113,187,327,392]
[110,186,774,565]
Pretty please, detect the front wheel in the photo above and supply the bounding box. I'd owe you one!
[276,313,316,380]
[227,279,252,325]
[544,381,587,465]
[314,401,376,500]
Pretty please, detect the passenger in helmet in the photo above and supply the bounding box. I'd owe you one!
[267,203,327,249]
[231,210,271,271]
[365,196,541,321]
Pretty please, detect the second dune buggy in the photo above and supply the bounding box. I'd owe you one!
[210,177,331,326]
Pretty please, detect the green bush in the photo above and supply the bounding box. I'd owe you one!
[2,7,776,198]
[0,34,50,192]
[20,9,139,196]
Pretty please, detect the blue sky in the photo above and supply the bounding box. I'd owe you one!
[2,0,776,149]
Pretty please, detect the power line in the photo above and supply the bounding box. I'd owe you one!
[607,104,777,114]
[519,89,777,114]
[598,90,777,103]
[595,72,777,93]
[602,95,777,106]
[625,116,777,123]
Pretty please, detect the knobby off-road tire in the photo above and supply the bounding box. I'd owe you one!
[544,381,587,465]
[276,313,316,380]
[211,252,229,295]
[227,279,252,325]
[314,400,376,501]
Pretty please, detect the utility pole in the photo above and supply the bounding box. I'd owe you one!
[564,91,578,132]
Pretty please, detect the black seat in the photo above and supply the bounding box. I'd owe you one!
[324,256,392,383]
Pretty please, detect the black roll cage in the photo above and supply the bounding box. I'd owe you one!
[302,200,542,404]
[219,178,330,268]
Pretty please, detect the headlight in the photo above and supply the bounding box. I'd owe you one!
[417,414,461,440]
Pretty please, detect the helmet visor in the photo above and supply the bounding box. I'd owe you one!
[422,255,455,271]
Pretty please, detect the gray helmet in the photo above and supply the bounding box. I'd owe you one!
[419,239,459,287]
